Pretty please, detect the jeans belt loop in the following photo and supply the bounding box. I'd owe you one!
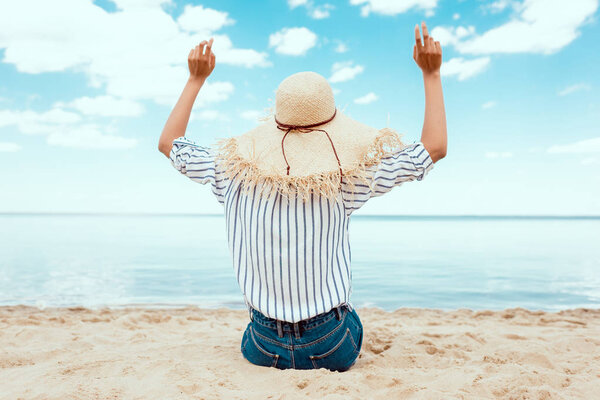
[293,322,301,339]
[276,320,284,338]
[335,306,342,320]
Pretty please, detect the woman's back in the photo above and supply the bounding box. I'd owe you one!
[226,181,352,323]
[169,136,434,323]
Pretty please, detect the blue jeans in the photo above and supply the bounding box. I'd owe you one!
[241,304,363,371]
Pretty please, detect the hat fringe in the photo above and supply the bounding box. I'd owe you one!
[213,127,406,203]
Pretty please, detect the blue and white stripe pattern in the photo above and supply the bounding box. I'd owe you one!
[169,136,434,322]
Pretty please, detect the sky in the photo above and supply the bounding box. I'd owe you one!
[0,0,599,215]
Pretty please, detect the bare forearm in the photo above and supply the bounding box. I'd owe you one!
[413,21,447,163]
[420,71,447,163]
[158,77,205,157]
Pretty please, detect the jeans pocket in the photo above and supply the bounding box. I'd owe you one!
[241,325,279,368]
[309,327,359,371]
[346,310,364,352]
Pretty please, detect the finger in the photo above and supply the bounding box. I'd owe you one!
[422,21,429,42]
[198,40,207,56]
[205,38,213,59]
[413,44,416,60]
[197,42,205,56]
[435,41,441,53]
[210,52,215,69]
[415,24,422,48]
[428,37,434,51]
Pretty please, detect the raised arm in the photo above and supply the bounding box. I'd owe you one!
[158,38,216,158]
[413,22,447,163]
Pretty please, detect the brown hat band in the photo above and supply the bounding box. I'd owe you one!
[275,109,342,184]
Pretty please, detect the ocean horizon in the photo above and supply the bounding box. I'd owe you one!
[2,212,600,218]
[1,213,599,311]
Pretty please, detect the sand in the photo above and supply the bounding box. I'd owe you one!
[1,306,599,400]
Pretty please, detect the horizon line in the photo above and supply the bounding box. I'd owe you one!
[0,212,599,219]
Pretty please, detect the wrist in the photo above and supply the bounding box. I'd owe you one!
[188,76,206,87]
[422,70,441,80]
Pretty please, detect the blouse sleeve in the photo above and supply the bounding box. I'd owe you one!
[341,141,434,216]
[169,136,229,205]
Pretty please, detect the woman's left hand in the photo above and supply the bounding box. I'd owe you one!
[189,38,216,82]
[413,22,442,76]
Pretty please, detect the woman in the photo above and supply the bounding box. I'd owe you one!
[158,21,446,372]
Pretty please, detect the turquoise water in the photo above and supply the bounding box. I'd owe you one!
[0,214,598,311]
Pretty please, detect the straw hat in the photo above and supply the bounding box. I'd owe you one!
[215,71,406,202]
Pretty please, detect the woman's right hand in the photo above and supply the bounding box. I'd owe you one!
[413,22,442,76]
[188,38,215,82]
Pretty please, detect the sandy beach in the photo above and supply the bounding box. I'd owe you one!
[1,305,599,399]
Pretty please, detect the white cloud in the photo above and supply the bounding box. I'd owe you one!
[349,0,438,17]
[482,101,497,109]
[240,110,263,121]
[311,5,334,19]
[329,61,364,83]
[193,81,235,107]
[431,25,475,47]
[98,69,234,107]
[334,42,348,53]
[208,34,271,68]
[288,0,308,8]
[0,142,22,152]
[447,0,598,55]
[547,137,600,154]
[441,57,490,81]
[111,0,170,10]
[177,4,234,33]
[354,92,378,105]
[0,1,269,108]
[54,96,145,117]
[485,151,513,159]
[269,27,318,56]
[191,109,229,122]
[557,83,591,96]
[288,1,334,19]
[46,124,138,149]
[0,108,81,134]
[485,0,518,13]
[0,107,137,149]
[453,13,460,20]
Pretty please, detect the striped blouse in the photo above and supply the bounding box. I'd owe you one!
[169,135,434,322]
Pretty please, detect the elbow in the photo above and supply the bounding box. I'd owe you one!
[430,147,447,163]
[421,140,446,163]
[438,147,447,160]
[158,140,171,157]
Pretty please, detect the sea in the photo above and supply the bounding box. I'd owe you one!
[1,214,598,311]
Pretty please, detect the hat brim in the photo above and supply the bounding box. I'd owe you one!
[214,108,406,201]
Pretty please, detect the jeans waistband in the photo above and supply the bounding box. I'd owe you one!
[250,304,348,339]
